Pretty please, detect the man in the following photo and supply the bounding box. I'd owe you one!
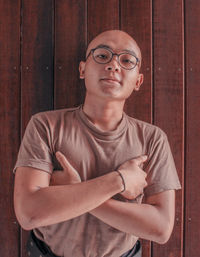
[14,30,181,257]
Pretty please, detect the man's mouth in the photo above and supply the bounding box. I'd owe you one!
[100,78,121,85]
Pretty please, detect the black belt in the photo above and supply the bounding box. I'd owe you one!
[27,230,141,257]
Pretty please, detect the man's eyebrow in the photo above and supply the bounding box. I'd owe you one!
[94,44,112,49]
[94,44,137,56]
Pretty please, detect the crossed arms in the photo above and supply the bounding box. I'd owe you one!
[14,152,175,244]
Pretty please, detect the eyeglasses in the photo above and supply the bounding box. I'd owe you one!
[86,46,139,70]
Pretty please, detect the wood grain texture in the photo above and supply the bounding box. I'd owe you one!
[184,0,200,256]
[153,1,184,257]
[54,0,87,109]
[0,0,21,256]
[121,1,152,256]
[21,0,54,132]
[87,0,119,42]
[20,1,54,256]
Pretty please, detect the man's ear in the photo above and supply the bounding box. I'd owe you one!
[135,73,144,91]
[79,61,85,79]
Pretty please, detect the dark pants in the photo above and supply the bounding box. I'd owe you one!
[26,231,59,257]
[27,231,142,257]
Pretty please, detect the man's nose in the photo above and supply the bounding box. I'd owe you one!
[104,56,121,72]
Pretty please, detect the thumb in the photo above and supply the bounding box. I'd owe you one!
[56,151,74,171]
[55,151,81,181]
[134,155,148,166]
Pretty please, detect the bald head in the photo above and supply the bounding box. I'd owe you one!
[86,30,142,68]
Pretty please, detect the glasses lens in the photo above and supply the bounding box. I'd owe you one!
[119,54,137,69]
[93,48,112,64]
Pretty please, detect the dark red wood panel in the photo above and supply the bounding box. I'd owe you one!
[21,0,54,132]
[184,0,200,256]
[121,1,152,256]
[87,0,119,42]
[20,1,54,256]
[0,0,21,256]
[54,0,87,109]
[153,1,184,257]
[121,0,152,124]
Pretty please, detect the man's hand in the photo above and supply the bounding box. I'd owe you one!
[118,155,148,200]
[50,151,81,186]
[51,152,147,199]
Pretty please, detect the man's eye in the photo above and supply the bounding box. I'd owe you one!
[122,59,133,64]
[96,54,108,59]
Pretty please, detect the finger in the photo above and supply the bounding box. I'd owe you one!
[56,151,74,171]
[55,151,81,181]
[134,155,148,166]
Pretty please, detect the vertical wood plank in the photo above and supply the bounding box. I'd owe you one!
[0,0,21,256]
[21,0,54,131]
[184,0,200,256]
[87,0,119,42]
[153,1,184,257]
[21,1,54,256]
[121,0,152,124]
[121,1,152,256]
[54,0,87,109]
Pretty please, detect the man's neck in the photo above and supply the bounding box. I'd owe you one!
[83,97,125,131]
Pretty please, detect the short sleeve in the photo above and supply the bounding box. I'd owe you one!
[14,114,53,174]
[144,129,181,196]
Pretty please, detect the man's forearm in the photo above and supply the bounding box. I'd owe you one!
[90,197,174,244]
[14,169,123,230]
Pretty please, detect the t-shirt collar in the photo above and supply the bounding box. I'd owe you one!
[77,105,127,140]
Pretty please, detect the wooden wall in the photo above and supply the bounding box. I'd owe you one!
[0,0,199,256]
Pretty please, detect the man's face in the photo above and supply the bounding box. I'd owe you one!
[79,30,143,102]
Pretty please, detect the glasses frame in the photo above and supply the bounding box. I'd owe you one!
[86,46,140,70]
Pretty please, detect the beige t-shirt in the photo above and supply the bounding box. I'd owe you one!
[14,106,181,257]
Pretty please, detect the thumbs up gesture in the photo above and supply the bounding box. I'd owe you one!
[117,155,148,200]
[50,151,81,186]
